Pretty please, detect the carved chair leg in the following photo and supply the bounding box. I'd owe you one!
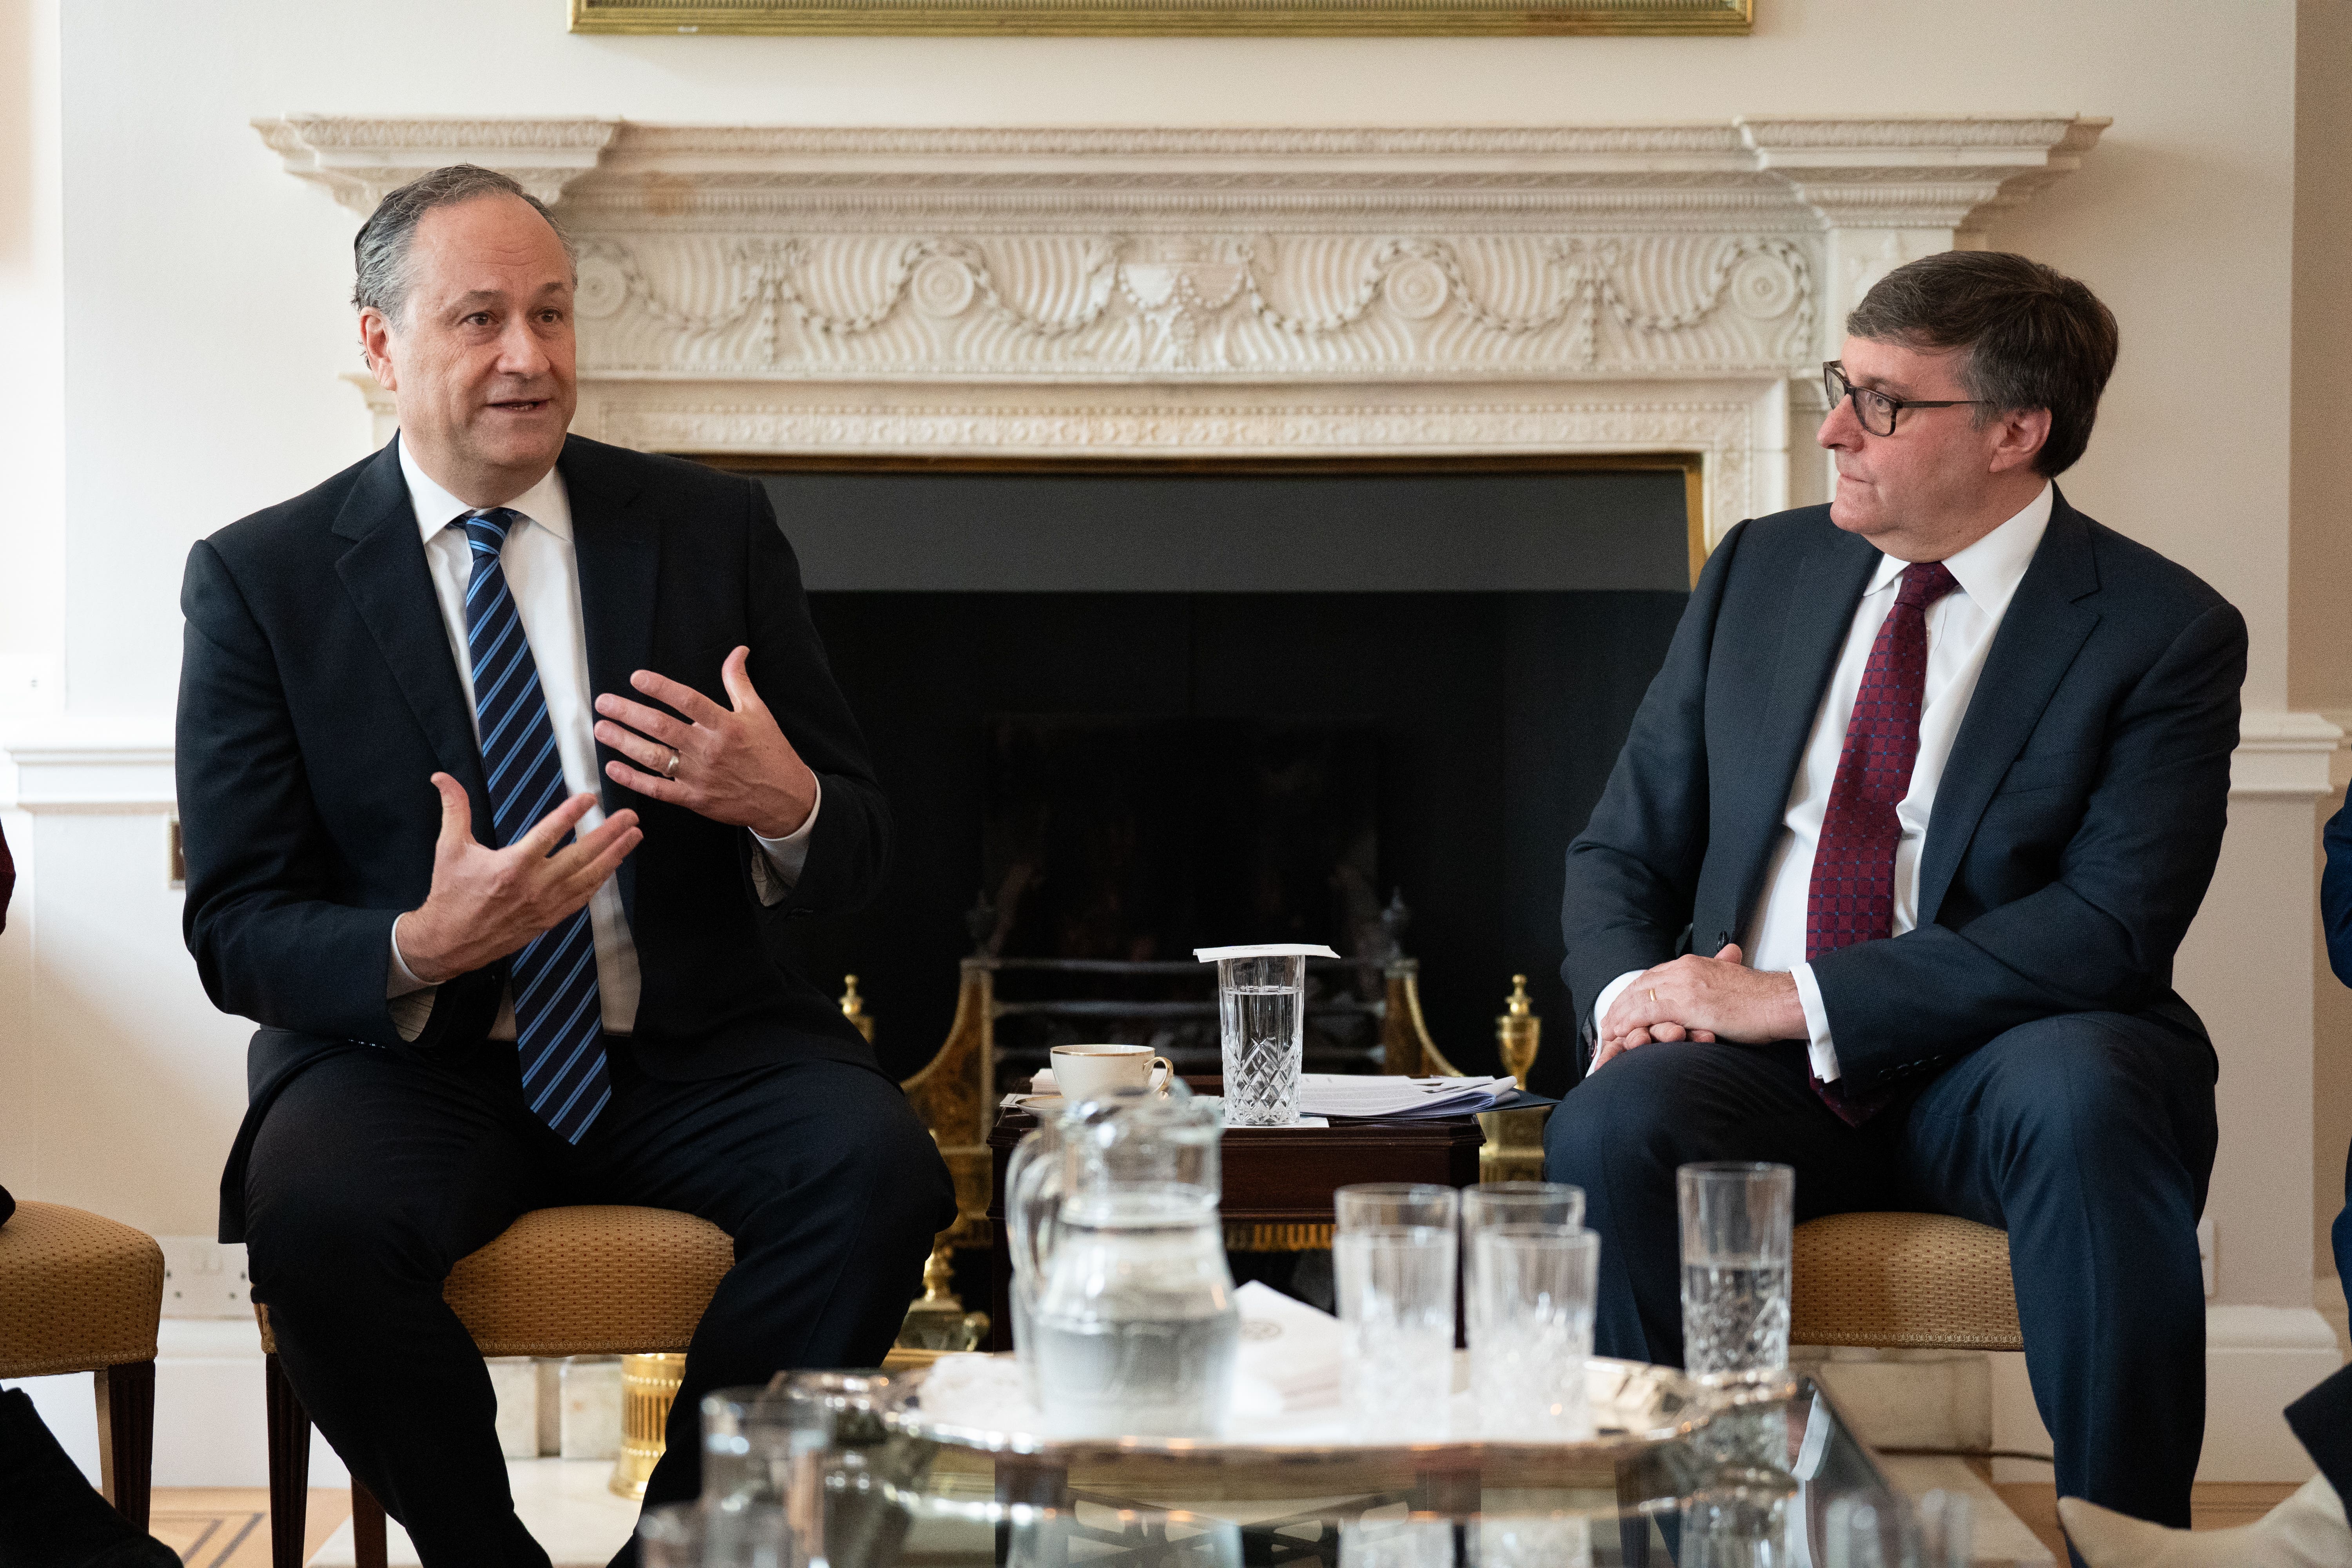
[352,1477,388,1568]
[264,1351,313,1568]
[91,1360,156,1532]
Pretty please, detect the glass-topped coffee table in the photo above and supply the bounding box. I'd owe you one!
[797,1367,1952,1566]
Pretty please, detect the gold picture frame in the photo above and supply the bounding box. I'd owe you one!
[570,0,1748,37]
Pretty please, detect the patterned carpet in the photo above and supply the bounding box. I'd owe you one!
[148,1490,349,1567]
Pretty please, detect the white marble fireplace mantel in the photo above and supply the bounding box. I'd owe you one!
[254,114,2109,547]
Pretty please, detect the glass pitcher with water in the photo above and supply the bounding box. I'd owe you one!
[1005,1087,1240,1437]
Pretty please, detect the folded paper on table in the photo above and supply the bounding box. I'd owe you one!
[1297,1073,1519,1120]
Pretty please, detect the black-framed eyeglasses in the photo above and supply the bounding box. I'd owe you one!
[1823,361,1986,437]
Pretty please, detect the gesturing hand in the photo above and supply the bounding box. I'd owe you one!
[1590,944,1807,1073]
[593,647,817,840]
[394,773,642,986]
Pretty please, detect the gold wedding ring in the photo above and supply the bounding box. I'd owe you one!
[1647,989,1657,1003]
[663,750,681,780]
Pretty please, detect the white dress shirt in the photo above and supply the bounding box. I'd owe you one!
[1592,482,2054,1082]
[387,442,820,1042]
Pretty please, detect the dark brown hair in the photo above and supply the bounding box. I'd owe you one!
[1846,251,2118,476]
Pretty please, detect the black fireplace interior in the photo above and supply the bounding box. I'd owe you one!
[719,461,1692,1099]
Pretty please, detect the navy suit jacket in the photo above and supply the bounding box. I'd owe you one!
[178,436,889,1234]
[1561,490,2245,1094]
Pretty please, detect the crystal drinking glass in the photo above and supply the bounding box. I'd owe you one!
[1461,1181,1584,1372]
[1335,1182,1461,1233]
[1470,1223,1598,1440]
[1677,1162,1794,1381]
[1334,1225,1456,1442]
[1209,950,1309,1126]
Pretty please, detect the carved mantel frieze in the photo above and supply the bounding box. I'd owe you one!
[265,115,2106,539]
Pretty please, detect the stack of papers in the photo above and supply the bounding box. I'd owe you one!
[1296,1073,1517,1120]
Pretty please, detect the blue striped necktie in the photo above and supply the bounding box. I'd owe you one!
[452,509,610,1143]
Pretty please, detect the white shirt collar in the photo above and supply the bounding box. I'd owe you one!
[1862,480,2054,620]
[397,437,574,546]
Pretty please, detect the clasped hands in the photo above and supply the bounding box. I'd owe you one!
[1589,944,1809,1073]
[395,648,816,985]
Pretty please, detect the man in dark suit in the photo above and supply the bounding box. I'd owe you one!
[1545,251,2244,1540]
[176,165,955,1565]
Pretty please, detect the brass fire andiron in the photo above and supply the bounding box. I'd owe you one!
[895,1237,991,1355]
[1476,975,1551,1182]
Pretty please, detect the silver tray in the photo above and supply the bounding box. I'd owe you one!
[882,1354,1725,1465]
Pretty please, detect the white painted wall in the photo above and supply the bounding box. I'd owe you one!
[0,0,63,717]
[0,0,2339,1479]
[50,0,2312,718]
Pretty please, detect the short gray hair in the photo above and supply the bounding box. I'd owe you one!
[352,165,576,323]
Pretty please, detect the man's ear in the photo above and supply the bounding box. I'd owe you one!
[358,308,398,391]
[1987,406,2052,475]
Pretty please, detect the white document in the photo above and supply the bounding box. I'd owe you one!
[1295,1073,1517,1120]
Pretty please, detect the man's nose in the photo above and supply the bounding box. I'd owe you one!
[1817,393,1864,450]
[495,317,550,376]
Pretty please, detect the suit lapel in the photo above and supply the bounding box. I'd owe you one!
[562,436,659,922]
[1917,494,2101,923]
[1720,525,1880,927]
[333,438,488,809]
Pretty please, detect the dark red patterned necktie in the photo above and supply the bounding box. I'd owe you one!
[1804,559,1958,1125]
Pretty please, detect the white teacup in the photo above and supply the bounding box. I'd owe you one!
[1049,1044,1173,1103]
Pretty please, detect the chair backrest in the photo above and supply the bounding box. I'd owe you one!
[1790,1211,2024,1352]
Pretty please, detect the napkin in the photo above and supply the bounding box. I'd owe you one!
[1232,1281,1343,1412]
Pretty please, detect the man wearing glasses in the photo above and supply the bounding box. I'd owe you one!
[1547,251,2244,1541]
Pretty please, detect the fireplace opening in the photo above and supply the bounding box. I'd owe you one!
[694,456,1695,1098]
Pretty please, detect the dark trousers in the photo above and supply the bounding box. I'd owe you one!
[241,1038,956,1568]
[1544,1013,2216,1537]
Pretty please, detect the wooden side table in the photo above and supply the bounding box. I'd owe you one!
[984,1090,1484,1351]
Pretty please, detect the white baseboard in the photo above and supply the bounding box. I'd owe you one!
[2199,1305,2344,1482]
[1991,1306,2345,1485]
[3,1318,348,1490]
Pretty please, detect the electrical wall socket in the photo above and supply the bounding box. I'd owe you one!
[158,1236,253,1319]
[2198,1214,2216,1298]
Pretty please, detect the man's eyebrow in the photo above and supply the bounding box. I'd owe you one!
[443,280,572,312]
[1849,370,1916,397]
